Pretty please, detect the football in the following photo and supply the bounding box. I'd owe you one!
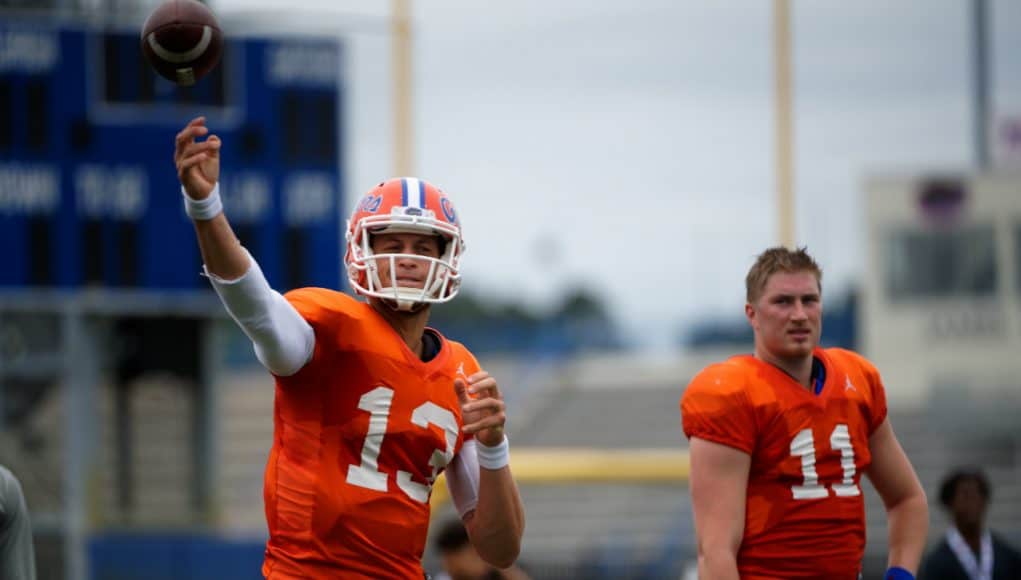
[140,0,223,87]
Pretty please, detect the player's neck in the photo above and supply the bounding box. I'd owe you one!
[756,347,813,389]
[371,299,431,357]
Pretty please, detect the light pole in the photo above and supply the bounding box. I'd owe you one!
[392,0,413,177]
[972,0,990,170]
[774,0,795,248]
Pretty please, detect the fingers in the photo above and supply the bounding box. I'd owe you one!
[467,370,489,384]
[206,135,220,158]
[175,122,208,149]
[177,152,213,177]
[461,395,505,417]
[454,378,470,405]
[173,117,219,200]
[173,117,211,163]
[456,372,501,399]
[461,406,507,435]
[176,140,221,180]
[178,138,220,163]
[462,417,505,436]
[456,368,507,435]
[466,372,500,399]
[184,116,206,131]
[460,386,505,434]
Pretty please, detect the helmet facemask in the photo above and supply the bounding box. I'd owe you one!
[346,205,464,311]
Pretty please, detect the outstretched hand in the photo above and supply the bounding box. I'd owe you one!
[455,371,506,447]
[175,116,221,200]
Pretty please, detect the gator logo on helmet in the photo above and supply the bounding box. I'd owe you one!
[359,194,383,213]
[440,196,457,224]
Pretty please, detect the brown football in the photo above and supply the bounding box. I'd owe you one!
[140,0,223,87]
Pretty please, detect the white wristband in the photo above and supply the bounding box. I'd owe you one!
[476,436,510,470]
[182,183,223,221]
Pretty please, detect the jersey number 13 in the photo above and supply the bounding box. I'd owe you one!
[346,386,459,504]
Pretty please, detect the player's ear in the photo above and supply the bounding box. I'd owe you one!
[745,302,756,328]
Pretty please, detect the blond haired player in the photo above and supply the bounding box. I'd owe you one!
[681,247,928,580]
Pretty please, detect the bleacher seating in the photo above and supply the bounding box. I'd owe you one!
[7,350,1019,579]
[501,352,1021,578]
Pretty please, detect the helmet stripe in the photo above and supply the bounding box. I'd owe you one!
[401,177,423,209]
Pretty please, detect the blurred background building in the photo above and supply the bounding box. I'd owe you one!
[1,1,1019,579]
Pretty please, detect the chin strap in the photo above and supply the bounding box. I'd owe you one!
[379,297,429,314]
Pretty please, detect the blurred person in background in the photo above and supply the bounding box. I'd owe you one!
[174,117,524,579]
[0,464,36,580]
[432,518,530,580]
[680,246,928,580]
[919,467,1021,580]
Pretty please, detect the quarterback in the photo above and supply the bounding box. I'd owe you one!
[174,117,524,579]
[681,247,928,580]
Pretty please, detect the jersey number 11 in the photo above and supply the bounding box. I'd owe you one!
[789,424,861,500]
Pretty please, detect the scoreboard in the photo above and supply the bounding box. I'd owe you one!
[0,19,344,291]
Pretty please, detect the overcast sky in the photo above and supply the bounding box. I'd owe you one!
[211,0,1021,349]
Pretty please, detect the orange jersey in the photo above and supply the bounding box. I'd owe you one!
[261,288,479,580]
[681,348,888,580]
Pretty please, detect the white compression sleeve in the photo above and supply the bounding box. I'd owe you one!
[445,439,481,519]
[206,249,315,376]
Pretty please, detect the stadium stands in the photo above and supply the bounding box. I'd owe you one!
[5,345,1019,578]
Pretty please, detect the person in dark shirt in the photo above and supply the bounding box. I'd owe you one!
[433,519,530,580]
[919,467,1021,580]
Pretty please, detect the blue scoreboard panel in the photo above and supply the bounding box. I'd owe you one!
[0,19,344,291]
